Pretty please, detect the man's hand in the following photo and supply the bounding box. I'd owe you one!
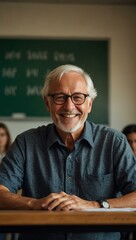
[30,191,99,210]
[0,185,99,210]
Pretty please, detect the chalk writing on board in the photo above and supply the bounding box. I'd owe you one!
[4,86,17,96]
[27,50,48,60]
[26,69,39,78]
[26,86,42,96]
[1,68,17,78]
[5,51,21,60]
[53,51,75,62]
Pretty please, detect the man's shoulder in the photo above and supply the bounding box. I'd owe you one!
[16,123,53,141]
[88,122,124,139]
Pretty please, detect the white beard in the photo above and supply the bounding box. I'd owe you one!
[54,115,88,133]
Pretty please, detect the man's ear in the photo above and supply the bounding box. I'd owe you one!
[88,99,93,113]
[44,96,50,112]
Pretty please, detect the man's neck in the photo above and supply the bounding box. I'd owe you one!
[55,125,84,150]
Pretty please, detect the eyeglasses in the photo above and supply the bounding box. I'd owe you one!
[48,93,89,105]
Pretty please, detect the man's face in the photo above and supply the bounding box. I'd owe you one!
[127,133,136,156]
[44,72,93,134]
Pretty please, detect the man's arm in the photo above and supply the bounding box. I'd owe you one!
[0,185,35,210]
[1,184,136,211]
[0,185,99,210]
[107,191,136,208]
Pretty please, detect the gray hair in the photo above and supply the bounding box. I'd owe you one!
[41,64,97,99]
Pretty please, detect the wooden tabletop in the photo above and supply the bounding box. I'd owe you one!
[0,210,136,226]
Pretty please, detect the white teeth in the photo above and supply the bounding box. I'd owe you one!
[62,114,76,118]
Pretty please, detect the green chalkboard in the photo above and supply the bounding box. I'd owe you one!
[0,38,109,124]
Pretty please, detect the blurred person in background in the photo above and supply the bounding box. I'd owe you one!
[122,124,136,157]
[0,122,11,240]
[122,124,136,240]
[0,122,11,164]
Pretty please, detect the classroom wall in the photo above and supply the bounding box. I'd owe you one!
[0,3,136,141]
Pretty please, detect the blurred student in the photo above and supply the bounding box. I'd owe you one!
[122,124,136,156]
[122,124,136,240]
[0,122,11,164]
[0,123,11,240]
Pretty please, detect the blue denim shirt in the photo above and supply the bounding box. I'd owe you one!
[0,121,136,240]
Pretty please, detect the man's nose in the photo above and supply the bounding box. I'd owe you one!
[63,96,75,110]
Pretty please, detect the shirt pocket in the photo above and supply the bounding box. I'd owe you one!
[82,172,116,200]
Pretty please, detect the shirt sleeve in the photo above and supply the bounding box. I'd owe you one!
[113,133,136,195]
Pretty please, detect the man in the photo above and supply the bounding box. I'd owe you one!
[122,124,136,156]
[0,64,136,240]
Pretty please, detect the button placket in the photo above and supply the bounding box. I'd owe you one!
[65,154,74,194]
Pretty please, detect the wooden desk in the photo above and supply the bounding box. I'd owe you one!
[0,210,136,233]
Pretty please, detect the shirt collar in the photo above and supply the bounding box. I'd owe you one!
[46,124,61,149]
[46,121,94,149]
[78,121,94,148]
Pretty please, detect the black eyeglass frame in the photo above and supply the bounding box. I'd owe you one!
[47,93,90,105]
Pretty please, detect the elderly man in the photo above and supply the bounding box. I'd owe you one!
[0,65,136,240]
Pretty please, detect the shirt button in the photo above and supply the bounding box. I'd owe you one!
[67,169,72,176]
[67,176,72,179]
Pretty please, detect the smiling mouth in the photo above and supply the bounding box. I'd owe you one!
[60,114,80,118]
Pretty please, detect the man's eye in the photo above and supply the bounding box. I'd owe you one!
[73,95,82,101]
[55,95,65,101]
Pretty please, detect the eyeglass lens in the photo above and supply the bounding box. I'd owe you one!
[53,93,88,105]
